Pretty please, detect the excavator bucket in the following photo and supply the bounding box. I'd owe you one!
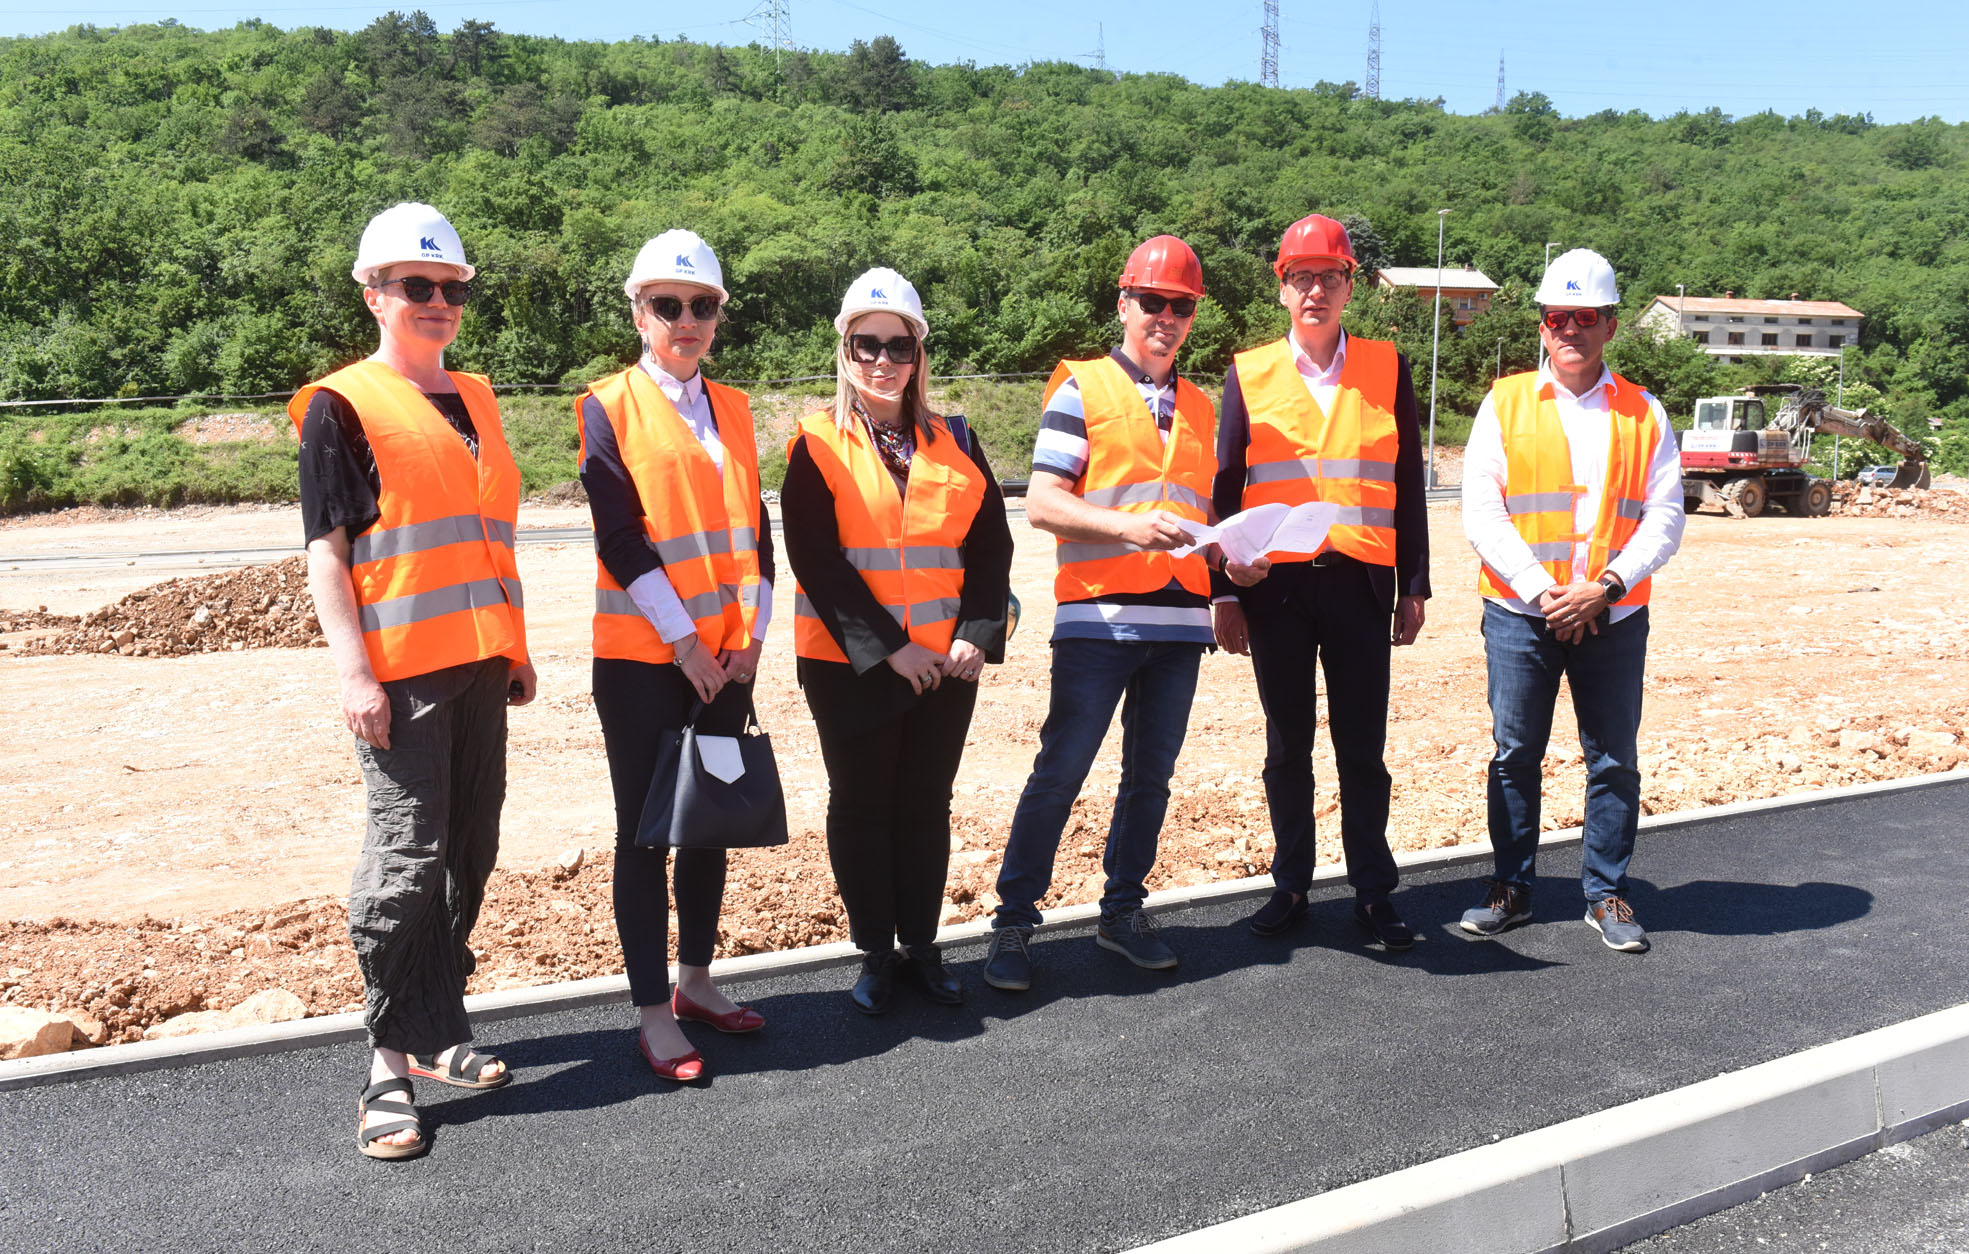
[1890,462,1932,490]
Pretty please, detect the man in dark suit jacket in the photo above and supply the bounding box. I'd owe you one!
[1210,214,1432,948]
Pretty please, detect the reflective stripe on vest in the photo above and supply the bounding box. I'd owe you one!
[287,360,526,683]
[581,367,764,664]
[1232,336,1401,565]
[1043,357,1216,601]
[1477,370,1660,605]
[789,411,985,663]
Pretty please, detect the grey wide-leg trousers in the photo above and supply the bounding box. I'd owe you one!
[347,657,509,1055]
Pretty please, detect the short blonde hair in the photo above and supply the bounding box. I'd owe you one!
[832,313,938,444]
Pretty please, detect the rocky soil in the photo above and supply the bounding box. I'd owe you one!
[20,555,321,658]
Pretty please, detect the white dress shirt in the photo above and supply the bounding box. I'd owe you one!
[624,355,773,645]
[1462,365,1685,625]
[1289,327,1347,415]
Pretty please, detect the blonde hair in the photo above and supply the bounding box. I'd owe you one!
[833,314,937,444]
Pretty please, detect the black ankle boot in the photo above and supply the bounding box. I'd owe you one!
[851,949,900,1015]
[902,944,964,1005]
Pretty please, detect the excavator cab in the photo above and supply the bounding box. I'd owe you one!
[1692,397,1766,432]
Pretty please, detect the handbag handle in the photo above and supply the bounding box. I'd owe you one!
[686,694,763,734]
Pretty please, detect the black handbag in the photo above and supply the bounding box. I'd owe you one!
[635,698,789,850]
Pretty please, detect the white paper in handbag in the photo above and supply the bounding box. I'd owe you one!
[695,735,746,784]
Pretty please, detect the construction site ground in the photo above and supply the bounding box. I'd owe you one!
[2,495,1966,1046]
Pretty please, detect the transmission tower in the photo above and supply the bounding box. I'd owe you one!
[1260,0,1279,88]
[1495,51,1506,112]
[1089,22,1106,73]
[1364,0,1381,100]
[744,0,792,74]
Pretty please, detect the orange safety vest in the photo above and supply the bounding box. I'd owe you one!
[1043,356,1216,601]
[580,367,763,664]
[1477,370,1661,607]
[790,412,984,662]
[1233,335,1400,565]
[288,360,526,683]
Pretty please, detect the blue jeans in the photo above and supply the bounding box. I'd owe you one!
[1483,601,1649,902]
[993,639,1203,929]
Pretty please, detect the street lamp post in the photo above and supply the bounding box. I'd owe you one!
[1833,343,1846,479]
[1536,240,1561,372]
[1426,208,1449,488]
[1495,336,1505,380]
[1676,283,1686,335]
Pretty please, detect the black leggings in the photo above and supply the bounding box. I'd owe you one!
[593,658,752,1006]
[802,659,978,952]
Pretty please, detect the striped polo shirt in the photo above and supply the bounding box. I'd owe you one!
[1031,348,1214,646]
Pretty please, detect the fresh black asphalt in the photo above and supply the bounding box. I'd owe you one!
[4,780,1966,1254]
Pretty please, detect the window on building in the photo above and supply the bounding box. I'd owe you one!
[1761,333,1779,346]
[1456,297,1470,310]
[1694,315,1709,322]
[1729,356,1744,364]
[1795,334,1814,347]
[1727,332,1745,345]
[1692,331,1709,344]
[1798,317,1813,325]
[1831,318,1847,325]
[1828,334,1845,348]
[1764,316,1779,324]
[1728,315,1745,323]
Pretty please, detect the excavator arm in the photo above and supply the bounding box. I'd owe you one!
[1769,388,1932,488]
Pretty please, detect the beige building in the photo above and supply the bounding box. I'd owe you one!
[1639,294,1863,363]
[1375,266,1498,327]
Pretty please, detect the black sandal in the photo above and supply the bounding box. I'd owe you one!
[406,1046,511,1090]
[357,1076,426,1161]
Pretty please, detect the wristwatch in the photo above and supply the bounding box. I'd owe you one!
[1598,572,1627,605]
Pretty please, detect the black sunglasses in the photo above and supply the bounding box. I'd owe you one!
[848,333,919,364]
[647,294,721,322]
[1542,307,1611,330]
[1129,291,1198,318]
[376,276,472,306]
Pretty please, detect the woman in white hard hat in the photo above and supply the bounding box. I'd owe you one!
[782,268,1014,1014]
[577,229,772,1080]
[290,202,534,1160]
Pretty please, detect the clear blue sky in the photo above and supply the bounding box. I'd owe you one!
[1,0,1960,124]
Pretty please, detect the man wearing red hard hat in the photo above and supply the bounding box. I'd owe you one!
[984,234,1261,991]
[1211,213,1432,948]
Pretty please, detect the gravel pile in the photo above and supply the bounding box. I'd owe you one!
[21,556,323,658]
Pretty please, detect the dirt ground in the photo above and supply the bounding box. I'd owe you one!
[3,497,1966,1046]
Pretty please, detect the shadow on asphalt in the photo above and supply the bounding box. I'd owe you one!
[1628,878,1874,935]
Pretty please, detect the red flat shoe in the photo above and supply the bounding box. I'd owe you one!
[636,1030,706,1083]
[672,986,766,1034]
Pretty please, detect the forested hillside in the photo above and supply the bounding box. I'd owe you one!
[1,16,1965,471]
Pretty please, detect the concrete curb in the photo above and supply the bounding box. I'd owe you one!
[1125,1001,1969,1254]
[2,768,1961,1092]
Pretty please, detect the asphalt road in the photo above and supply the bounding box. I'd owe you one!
[4,780,1965,1254]
[1620,1120,1969,1252]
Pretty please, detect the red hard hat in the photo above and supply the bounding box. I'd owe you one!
[1274,214,1356,277]
[1118,235,1205,299]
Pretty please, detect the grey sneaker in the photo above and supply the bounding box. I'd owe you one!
[1460,880,1533,936]
[1095,909,1179,971]
[982,925,1034,991]
[1586,897,1649,953]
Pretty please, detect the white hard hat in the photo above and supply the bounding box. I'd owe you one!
[1535,248,1619,307]
[624,230,727,302]
[352,202,473,285]
[835,267,928,338]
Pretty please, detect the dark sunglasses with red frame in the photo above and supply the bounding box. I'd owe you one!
[1541,306,1615,331]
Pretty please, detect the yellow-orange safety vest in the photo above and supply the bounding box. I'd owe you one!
[1477,370,1661,606]
[1043,356,1216,601]
[789,412,985,662]
[1233,335,1400,565]
[580,367,763,664]
[288,360,526,683]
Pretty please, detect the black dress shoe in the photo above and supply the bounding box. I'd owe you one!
[1354,900,1415,951]
[901,944,964,1005]
[1248,890,1308,937]
[851,949,901,1015]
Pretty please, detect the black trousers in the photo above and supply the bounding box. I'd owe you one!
[592,658,752,1006]
[801,658,978,952]
[1241,559,1399,903]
